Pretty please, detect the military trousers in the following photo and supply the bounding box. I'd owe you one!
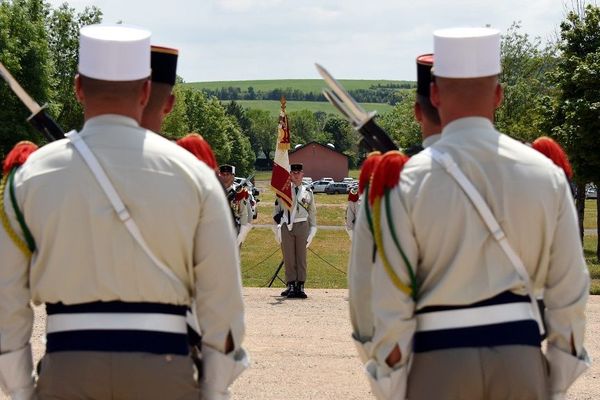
[407,345,548,400]
[36,351,200,399]
[281,221,309,283]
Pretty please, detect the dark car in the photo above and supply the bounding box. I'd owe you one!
[325,182,350,195]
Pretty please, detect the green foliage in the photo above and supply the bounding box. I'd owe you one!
[246,108,276,160]
[46,3,101,131]
[378,92,421,151]
[548,5,600,186]
[224,115,255,177]
[0,0,52,156]
[182,89,232,163]
[496,22,557,142]
[161,84,190,138]
[225,99,394,117]
[289,109,319,146]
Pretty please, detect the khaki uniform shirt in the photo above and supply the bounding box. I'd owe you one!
[0,115,245,356]
[350,117,589,380]
[345,200,359,231]
[273,183,316,229]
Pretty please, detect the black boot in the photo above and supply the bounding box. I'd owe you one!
[296,281,307,299]
[287,281,298,298]
[281,282,294,297]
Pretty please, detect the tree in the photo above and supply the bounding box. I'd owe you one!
[246,108,276,161]
[0,0,52,156]
[224,115,255,177]
[546,3,600,255]
[378,93,420,151]
[161,84,190,138]
[46,3,102,131]
[323,116,354,153]
[288,109,318,146]
[183,89,232,163]
[496,22,556,142]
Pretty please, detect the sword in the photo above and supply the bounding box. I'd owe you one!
[315,63,398,152]
[0,61,64,141]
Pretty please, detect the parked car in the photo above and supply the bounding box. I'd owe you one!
[311,179,331,193]
[325,182,351,195]
[321,177,334,183]
[302,177,313,186]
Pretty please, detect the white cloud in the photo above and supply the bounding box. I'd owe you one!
[45,0,567,81]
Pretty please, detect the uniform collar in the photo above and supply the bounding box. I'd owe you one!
[83,114,141,130]
[442,117,494,136]
[422,133,441,148]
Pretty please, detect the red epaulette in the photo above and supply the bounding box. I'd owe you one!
[2,141,38,175]
[358,151,382,195]
[176,133,218,171]
[368,151,410,206]
[348,189,359,202]
[235,187,249,201]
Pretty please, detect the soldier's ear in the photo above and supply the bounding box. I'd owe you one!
[74,74,85,104]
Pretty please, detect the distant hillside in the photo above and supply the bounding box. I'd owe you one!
[184,79,415,105]
[224,99,395,116]
[185,79,414,93]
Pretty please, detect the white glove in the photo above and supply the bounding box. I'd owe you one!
[201,345,249,400]
[272,225,282,244]
[236,224,252,246]
[306,227,317,248]
[0,345,35,400]
[346,227,353,241]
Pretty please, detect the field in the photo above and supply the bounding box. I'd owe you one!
[185,79,414,92]
[246,178,600,294]
[223,99,394,116]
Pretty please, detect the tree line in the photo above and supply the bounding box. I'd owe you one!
[1,0,598,255]
[198,83,415,105]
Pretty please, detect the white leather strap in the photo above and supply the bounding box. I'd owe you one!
[46,312,187,334]
[416,302,534,332]
[65,130,187,294]
[424,147,545,335]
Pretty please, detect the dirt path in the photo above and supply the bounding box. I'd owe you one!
[3,290,598,399]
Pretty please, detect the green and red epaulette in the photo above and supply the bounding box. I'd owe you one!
[1,141,38,257]
[358,151,382,196]
[347,187,359,202]
[368,151,418,298]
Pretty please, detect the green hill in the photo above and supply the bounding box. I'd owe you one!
[185,79,414,92]
[222,99,395,116]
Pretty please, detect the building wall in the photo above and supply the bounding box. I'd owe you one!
[289,143,348,181]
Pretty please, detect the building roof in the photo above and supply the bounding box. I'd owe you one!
[289,141,349,158]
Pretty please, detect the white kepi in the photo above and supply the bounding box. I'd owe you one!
[433,27,501,78]
[78,24,151,81]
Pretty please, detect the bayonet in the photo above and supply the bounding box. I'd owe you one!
[315,63,398,152]
[0,61,64,141]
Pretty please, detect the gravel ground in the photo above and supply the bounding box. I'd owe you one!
[3,289,598,399]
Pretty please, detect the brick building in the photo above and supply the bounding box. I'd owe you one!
[289,142,349,181]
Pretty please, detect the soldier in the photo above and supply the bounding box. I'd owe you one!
[219,164,252,246]
[404,54,442,156]
[345,185,359,239]
[0,24,247,399]
[350,27,589,400]
[273,163,317,299]
[141,45,178,133]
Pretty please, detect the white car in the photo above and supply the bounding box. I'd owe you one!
[311,180,331,193]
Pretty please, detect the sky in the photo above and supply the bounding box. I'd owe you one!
[46,0,571,83]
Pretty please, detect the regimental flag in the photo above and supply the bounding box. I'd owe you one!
[270,97,292,210]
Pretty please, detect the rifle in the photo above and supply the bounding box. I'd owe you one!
[315,63,398,153]
[0,61,65,142]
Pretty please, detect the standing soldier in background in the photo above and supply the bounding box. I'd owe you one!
[0,24,247,399]
[273,163,317,299]
[351,27,589,400]
[219,164,252,246]
[345,185,359,240]
[404,54,441,156]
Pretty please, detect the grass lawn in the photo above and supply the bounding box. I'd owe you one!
[186,79,413,93]
[240,228,350,289]
[246,181,600,294]
[584,199,597,229]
